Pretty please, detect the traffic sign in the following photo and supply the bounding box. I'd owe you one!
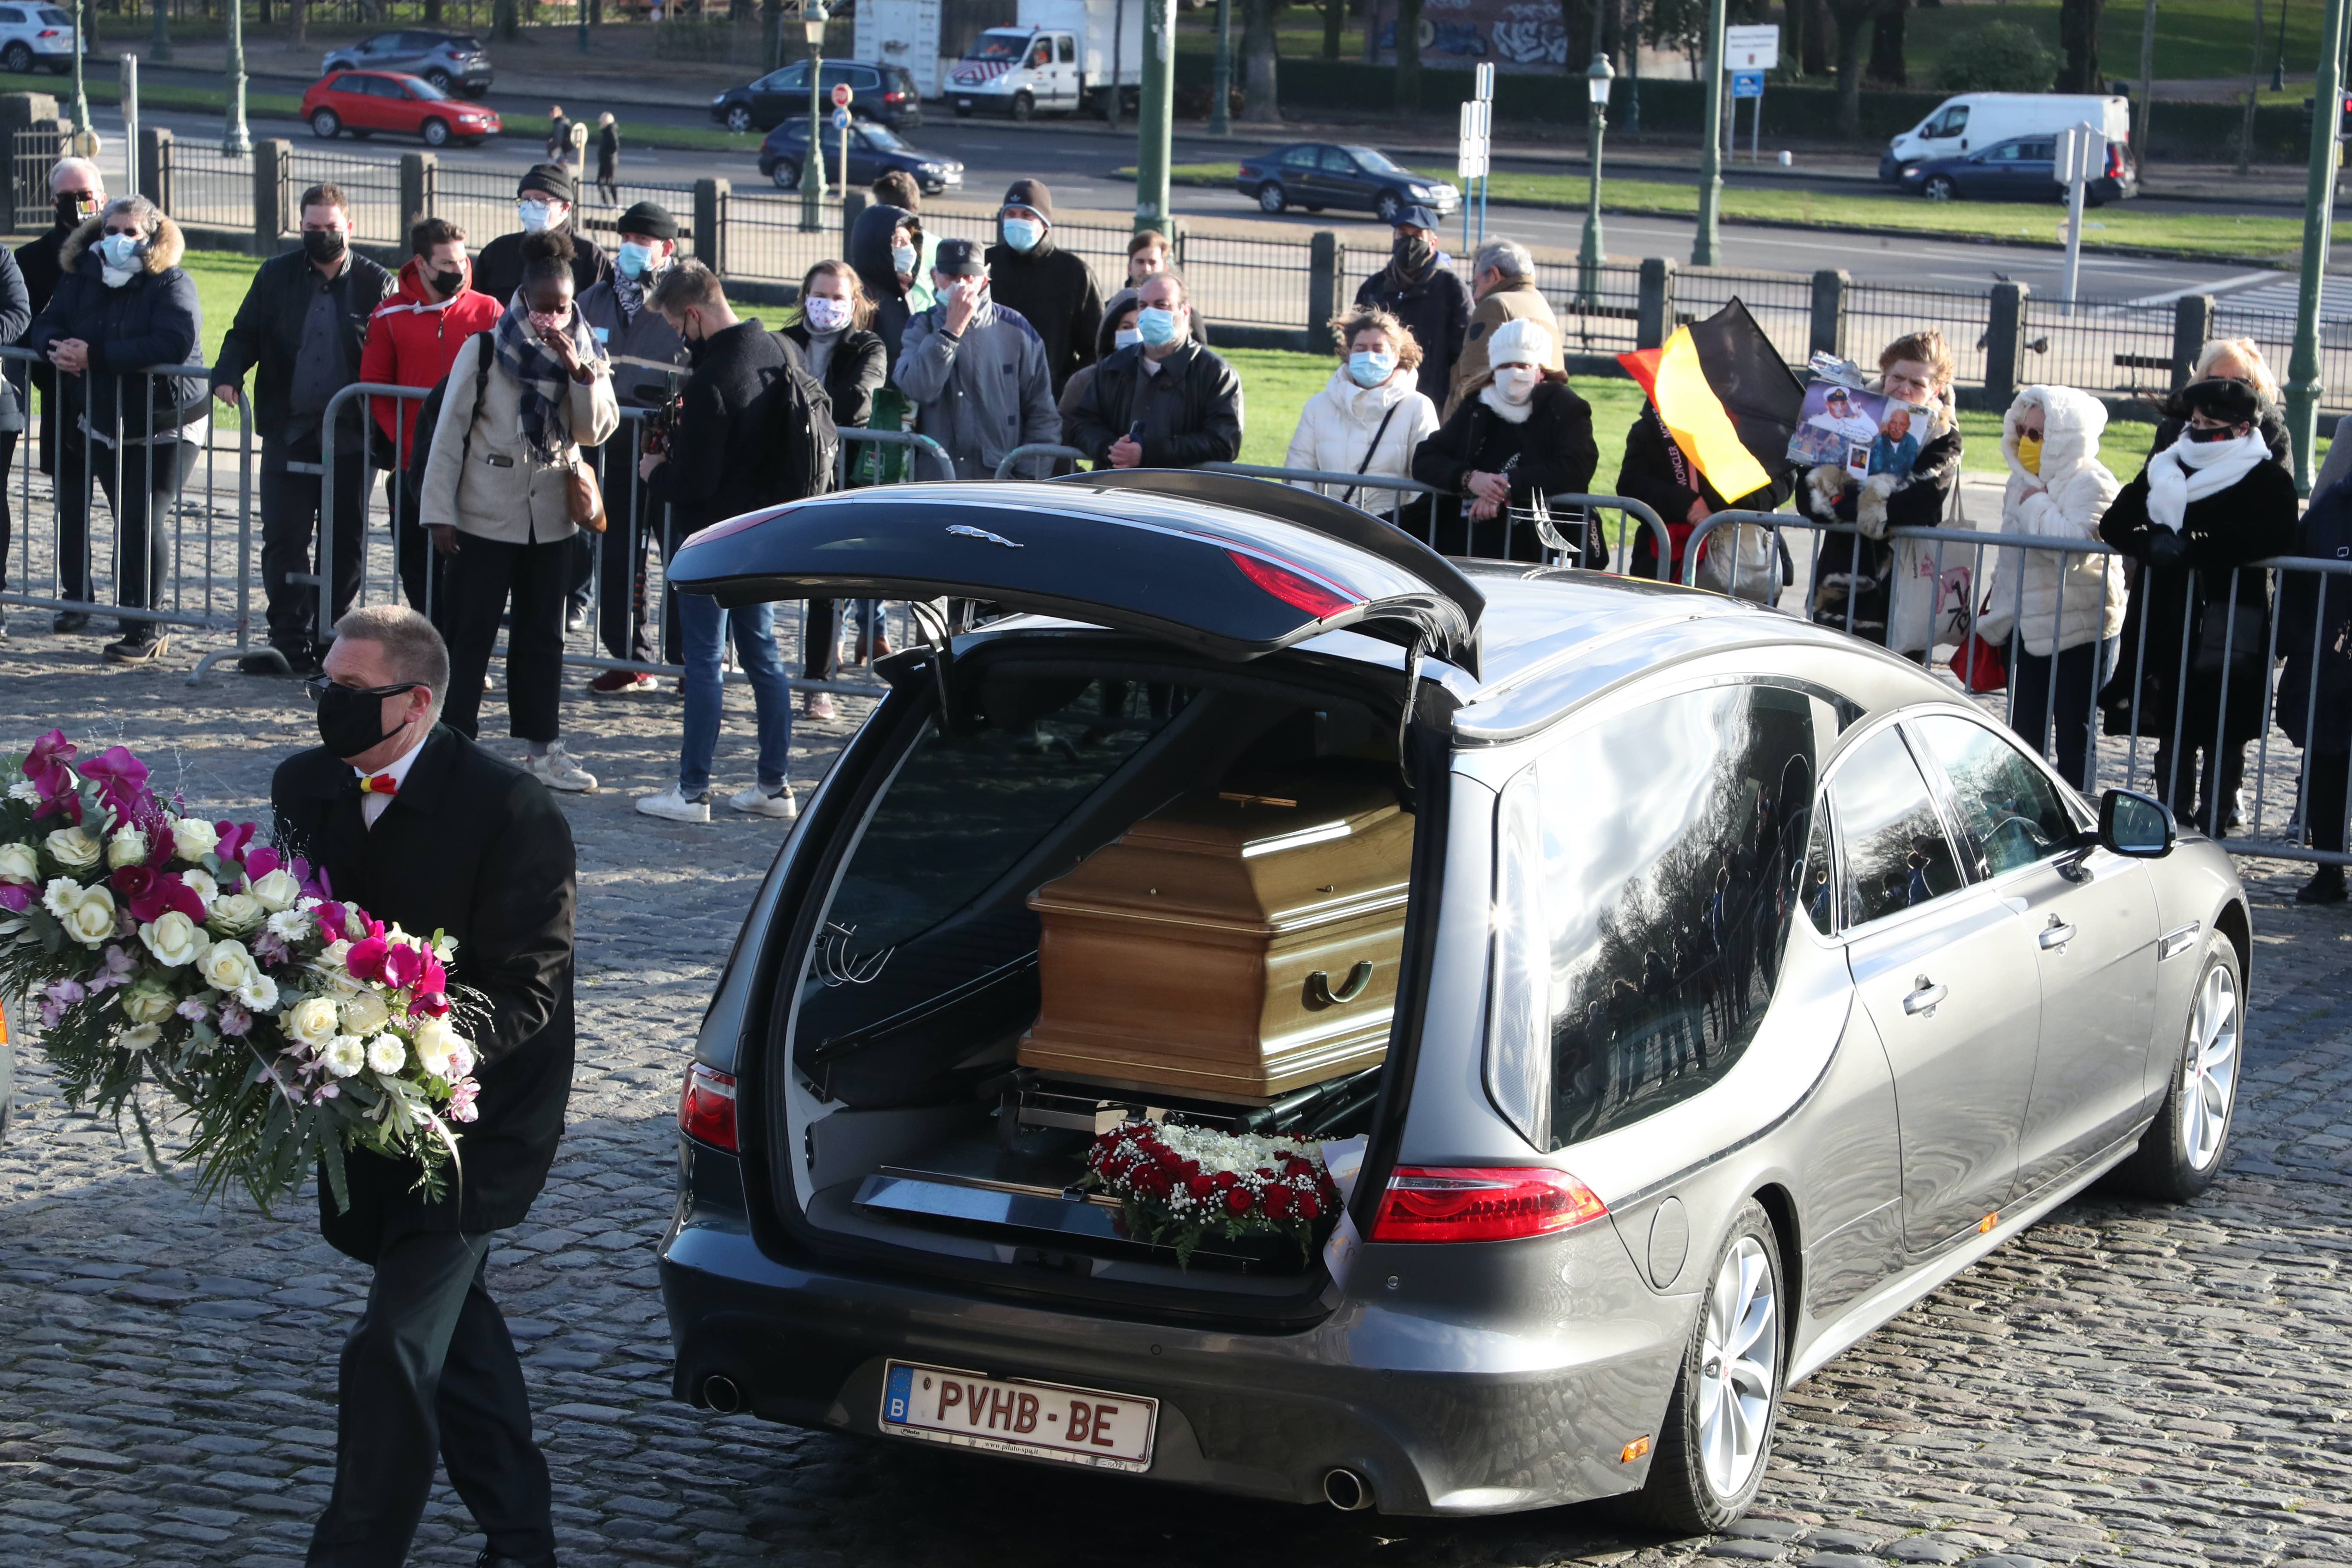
[831,81,853,108]
[1731,70,1764,100]
[832,105,852,129]
[1457,99,1490,179]
[1726,23,1779,70]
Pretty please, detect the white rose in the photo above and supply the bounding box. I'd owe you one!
[119,1023,161,1053]
[46,879,117,947]
[339,990,390,1036]
[319,938,352,971]
[0,842,38,885]
[248,868,302,913]
[120,979,178,1025]
[265,906,313,943]
[322,1035,365,1078]
[170,816,219,863]
[365,1034,408,1075]
[197,937,257,995]
[138,910,209,968]
[208,892,265,936]
[286,996,341,1048]
[412,1016,456,1076]
[106,826,148,869]
[236,971,280,1012]
[345,907,370,940]
[44,826,101,871]
[180,868,219,911]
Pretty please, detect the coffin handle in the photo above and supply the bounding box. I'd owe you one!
[1305,961,1375,1008]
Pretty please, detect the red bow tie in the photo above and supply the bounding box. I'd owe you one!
[359,773,398,797]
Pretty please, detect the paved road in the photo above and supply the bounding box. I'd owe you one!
[3,596,2352,1565]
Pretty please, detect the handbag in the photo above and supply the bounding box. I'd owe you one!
[1950,628,2009,693]
[566,455,607,534]
[2190,602,2264,676]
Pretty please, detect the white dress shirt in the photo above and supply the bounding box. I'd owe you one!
[354,731,428,830]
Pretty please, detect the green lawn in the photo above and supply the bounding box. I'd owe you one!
[1166,162,2306,263]
[1907,1,2328,88]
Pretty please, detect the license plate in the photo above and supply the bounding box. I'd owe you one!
[879,1360,1158,1472]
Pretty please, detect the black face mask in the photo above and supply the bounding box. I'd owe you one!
[302,228,348,265]
[428,267,465,297]
[1393,232,1434,279]
[2184,423,2238,444]
[56,191,96,229]
[310,679,419,759]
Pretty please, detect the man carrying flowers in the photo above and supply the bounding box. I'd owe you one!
[270,603,578,1568]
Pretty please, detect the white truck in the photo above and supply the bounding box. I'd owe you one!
[1879,92,2132,182]
[857,0,1145,120]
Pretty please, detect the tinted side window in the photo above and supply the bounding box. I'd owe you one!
[1282,146,1318,169]
[1911,714,2078,878]
[1058,35,1074,61]
[1320,146,1359,173]
[1526,683,1821,1148]
[1803,806,1837,935]
[1833,728,1964,928]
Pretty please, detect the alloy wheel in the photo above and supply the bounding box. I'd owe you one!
[1698,1234,1778,1501]
[2180,962,2239,1172]
[727,105,753,133]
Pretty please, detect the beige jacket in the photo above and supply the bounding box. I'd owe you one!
[1443,278,1565,420]
[419,331,619,545]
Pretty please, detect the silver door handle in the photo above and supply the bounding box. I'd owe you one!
[2039,922,2077,950]
[1903,980,1948,1016]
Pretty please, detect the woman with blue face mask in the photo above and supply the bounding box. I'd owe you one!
[1284,306,1439,528]
[24,194,203,665]
[782,259,890,714]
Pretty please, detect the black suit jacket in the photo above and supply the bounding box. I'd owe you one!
[271,726,578,1260]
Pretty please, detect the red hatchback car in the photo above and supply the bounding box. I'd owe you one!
[302,70,502,147]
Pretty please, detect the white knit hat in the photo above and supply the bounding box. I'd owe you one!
[1486,316,1556,372]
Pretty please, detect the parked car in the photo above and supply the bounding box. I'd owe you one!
[657,469,2247,1529]
[1235,142,1460,220]
[320,31,492,95]
[0,3,82,76]
[713,59,922,134]
[758,116,959,194]
[1897,134,2137,205]
[303,71,503,148]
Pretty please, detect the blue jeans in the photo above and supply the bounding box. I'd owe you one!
[677,592,792,796]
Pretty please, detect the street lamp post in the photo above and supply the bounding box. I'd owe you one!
[150,0,171,64]
[68,0,89,136]
[1692,0,1726,266]
[2286,0,2349,491]
[1209,0,1231,137]
[1579,52,1613,307]
[224,0,251,156]
[799,0,829,233]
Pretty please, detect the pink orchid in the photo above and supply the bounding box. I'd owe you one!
[0,883,30,914]
[346,935,391,983]
[80,746,152,825]
[214,820,256,864]
[315,899,349,937]
[313,1080,340,1101]
[244,845,280,881]
[22,729,81,822]
[446,1079,480,1123]
[407,986,452,1020]
[219,1001,253,1037]
[176,997,211,1023]
[44,976,86,1008]
[382,941,426,992]
[88,945,137,992]
[254,931,291,966]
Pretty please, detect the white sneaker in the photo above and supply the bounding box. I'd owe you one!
[635,784,711,822]
[728,783,797,819]
[523,741,598,793]
[801,690,837,720]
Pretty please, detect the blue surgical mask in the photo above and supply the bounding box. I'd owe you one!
[1113,327,1142,350]
[1136,306,1179,348]
[891,243,918,277]
[1347,350,1396,389]
[616,240,659,279]
[95,233,141,274]
[1001,216,1044,252]
[517,200,557,234]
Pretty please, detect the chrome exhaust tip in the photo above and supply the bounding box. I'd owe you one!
[1322,1467,1373,1511]
[700,1374,743,1414]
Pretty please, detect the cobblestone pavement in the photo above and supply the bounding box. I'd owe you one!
[2,628,2350,1568]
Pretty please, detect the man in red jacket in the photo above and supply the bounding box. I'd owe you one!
[360,217,503,631]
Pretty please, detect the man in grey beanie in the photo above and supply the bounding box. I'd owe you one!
[982,177,1101,398]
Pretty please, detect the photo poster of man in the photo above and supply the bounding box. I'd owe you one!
[1788,381,1927,483]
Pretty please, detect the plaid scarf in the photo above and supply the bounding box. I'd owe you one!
[492,298,603,462]
[611,263,647,323]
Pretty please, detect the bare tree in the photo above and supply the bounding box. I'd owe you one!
[1321,0,1344,61]
[1822,0,1893,137]
[495,0,520,41]
[1395,0,1423,108]
[1867,0,1906,86]
[2238,0,2264,176]
[1242,0,1280,121]
[2058,0,2104,92]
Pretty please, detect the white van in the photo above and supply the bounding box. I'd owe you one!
[1879,92,2132,181]
[942,0,1144,120]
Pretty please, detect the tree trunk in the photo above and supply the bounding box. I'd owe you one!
[2237,0,2263,175]
[1867,0,1905,86]
[1242,0,1280,120]
[426,0,443,23]
[1395,0,1422,109]
[494,0,519,41]
[1784,0,1807,77]
[1323,0,1343,60]
[1830,0,1874,138]
[1802,0,1831,76]
[293,0,307,46]
[2058,0,2103,93]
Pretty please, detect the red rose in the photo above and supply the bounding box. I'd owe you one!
[1224,1187,1254,1216]
[1157,1149,1183,1171]
[1254,1167,1275,1179]
[1296,1192,1321,1220]
[1262,1185,1292,1218]
[1179,1159,1201,1181]
[1187,1175,1215,1200]
[1213,1171,1239,1191]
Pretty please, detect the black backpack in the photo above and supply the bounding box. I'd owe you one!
[768,331,839,503]
[403,329,496,498]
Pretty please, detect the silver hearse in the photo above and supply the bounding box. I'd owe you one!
[656,472,2246,1531]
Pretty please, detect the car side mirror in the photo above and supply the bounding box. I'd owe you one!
[2098,788,2175,858]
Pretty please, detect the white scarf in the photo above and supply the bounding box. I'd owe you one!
[1478,381,1534,425]
[2145,429,2265,533]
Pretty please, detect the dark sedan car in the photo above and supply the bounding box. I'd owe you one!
[715,59,922,134]
[1897,134,2137,205]
[320,30,491,95]
[758,116,961,195]
[1235,142,1459,220]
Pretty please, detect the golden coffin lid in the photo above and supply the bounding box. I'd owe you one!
[1028,772,1413,937]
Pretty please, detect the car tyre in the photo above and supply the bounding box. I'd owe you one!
[3,42,31,73]
[1257,181,1287,214]
[1011,90,1035,122]
[1626,1198,1785,1536]
[310,108,342,139]
[772,159,799,190]
[2109,934,2242,1203]
[726,104,754,133]
[1923,173,1957,201]
[1375,190,1403,223]
[425,67,453,90]
[422,116,451,147]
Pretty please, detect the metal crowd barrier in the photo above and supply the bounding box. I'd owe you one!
[0,344,253,651]
[1674,508,2352,868]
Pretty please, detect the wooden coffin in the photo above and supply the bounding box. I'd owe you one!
[1020,771,1415,1104]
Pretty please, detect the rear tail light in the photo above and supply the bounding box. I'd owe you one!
[1226,548,1356,620]
[679,1062,738,1150]
[885,89,906,102]
[2104,144,2125,178]
[1369,1167,1608,1243]
[37,28,58,37]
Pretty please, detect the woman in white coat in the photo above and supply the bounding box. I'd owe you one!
[1979,383,2126,789]
[1285,306,1439,527]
